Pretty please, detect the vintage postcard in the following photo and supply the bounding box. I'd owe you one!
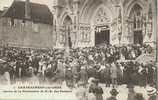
[0,0,157,100]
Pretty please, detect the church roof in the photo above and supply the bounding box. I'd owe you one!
[1,0,53,25]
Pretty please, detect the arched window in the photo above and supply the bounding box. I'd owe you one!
[63,15,72,26]
[129,4,144,45]
[129,4,143,30]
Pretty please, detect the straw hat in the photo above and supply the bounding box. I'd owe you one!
[146,87,157,95]
[81,66,86,70]
[77,81,85,87]
[67,67,72,71]
[88,77,95,84]
[110,88,119,96]
[28,67,33,71]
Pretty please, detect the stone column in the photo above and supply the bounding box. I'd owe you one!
[73,0,80,47]
[153,0,158,90]
[53,0,62,48]
[53,1,61,29]
[156,0,158,92]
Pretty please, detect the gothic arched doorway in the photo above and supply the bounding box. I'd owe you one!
[129,4,144,45]
[95,25,110,45]
[62,15,73,48]
[92,7,111,46]
[63,15,72,26]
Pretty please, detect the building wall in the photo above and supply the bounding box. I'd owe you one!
[0,17,55,48]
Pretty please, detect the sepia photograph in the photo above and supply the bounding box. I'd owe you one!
[0,0,157,100]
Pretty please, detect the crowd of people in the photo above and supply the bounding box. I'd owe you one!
[0,43,156,100]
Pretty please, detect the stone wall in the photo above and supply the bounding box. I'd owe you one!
[0,17,55,49]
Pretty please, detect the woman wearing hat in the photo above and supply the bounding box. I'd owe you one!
[146,87,157,100]
[106,88,119,100]
[110,62,118,88]
[75,81,87,100]
[79,66,88,86]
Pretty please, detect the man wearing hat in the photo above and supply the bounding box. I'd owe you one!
[65,67,74,88]
[79,66,88,86]
[106,88,119,100]
[56,59,65,85]
[110,61,118,88]
[146,87,157,100]
[87,65,97,79]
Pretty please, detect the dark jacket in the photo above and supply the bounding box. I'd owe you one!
[106,96,117,100]
[148,95,157,100]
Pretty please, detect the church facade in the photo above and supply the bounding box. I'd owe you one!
[52,0,157,48]
[0,0,157,49]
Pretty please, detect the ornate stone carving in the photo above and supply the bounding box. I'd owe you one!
[79,24,91,42]
[94,7,111,25]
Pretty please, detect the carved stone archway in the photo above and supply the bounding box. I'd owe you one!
[90,5,112,25]
[128,3,144,45]
[90,5,112,45]
[63,15,73,25]
[79,0,114,24]
[125,0,154,46]
[124,0,147,17]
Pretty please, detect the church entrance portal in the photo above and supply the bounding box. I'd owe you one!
[134,30,143,45]
[92,6,111,46]
[95,25,110,46]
